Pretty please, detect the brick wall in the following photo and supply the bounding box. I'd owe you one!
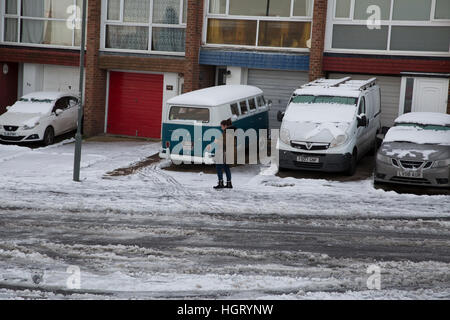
[323,55,450,75]
[309,0,328,81]
[83,0,107,137]
[98,54,185,74]
[0,47,80,66]
[183,0,204,92]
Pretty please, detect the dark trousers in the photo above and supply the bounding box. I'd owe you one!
[216,164,231,182]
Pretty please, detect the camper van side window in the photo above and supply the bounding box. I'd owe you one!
[230,103,240,116]
[248,98,257,111]
[240,101,248,115]
[257,96,266,107]
[358,97,366,115]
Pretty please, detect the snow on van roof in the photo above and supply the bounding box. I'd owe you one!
[395,112,450,127]
[21,91,74,101]
[293,87,361,98]
[167,85,263,107]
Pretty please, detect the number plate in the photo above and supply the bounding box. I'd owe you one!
[397,170,423,178]
[297,155,320,163]
[2,131,17,137]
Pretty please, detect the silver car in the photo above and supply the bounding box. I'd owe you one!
[375,112,450,188]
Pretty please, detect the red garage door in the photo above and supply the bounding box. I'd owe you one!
[107,71,164,138]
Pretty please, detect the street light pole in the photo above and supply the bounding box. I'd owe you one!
[73,0,87,182]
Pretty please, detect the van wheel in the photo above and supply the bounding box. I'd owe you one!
[346,150,357,176]
[43,127,55,146]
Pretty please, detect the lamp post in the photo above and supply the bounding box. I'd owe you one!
[73,0,87,182]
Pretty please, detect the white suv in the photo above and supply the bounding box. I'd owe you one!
[0,92,79,146]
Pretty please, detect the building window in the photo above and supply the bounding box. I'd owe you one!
[102,0,187,54]
[1,0,84,47]
[205,0,313,50]
[328,0,450,54]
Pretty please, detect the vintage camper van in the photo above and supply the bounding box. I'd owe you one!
[277,77,381,175]
[159,85,270,164]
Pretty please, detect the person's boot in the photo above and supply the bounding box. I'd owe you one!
[214,180,224,189]
[225,181,233,189]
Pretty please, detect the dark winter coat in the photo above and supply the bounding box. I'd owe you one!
[218,125,238,165]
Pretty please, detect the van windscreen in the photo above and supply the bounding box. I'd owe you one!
[292,95,357,105]
[169,106,210,123]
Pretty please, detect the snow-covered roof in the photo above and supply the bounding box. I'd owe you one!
[21,91,74,101]
[167,85,263,107]
[384,126,450,146]
[395,112,450,127]
[293,87,361,98]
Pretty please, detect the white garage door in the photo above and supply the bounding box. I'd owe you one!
[329,73,401,128]
[43,65,80,93]
[248,69,309,128]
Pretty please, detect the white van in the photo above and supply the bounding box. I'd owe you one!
[277,77,381,175]
[159,85,270,164]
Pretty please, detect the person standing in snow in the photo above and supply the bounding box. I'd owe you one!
[214,119,236,189]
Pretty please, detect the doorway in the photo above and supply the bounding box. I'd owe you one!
[399,77,449,115]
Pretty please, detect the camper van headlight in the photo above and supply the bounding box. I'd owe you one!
[329,134,347,148]
[280,127,291,145]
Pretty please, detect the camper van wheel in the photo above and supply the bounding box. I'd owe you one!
[346,150,357,176]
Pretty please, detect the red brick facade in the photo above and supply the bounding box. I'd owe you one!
[309,0,328,81]
[0,47,80,66]
[323,55,450,75]
[84,0,107,137]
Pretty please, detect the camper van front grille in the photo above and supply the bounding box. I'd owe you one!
[291,141,329,151]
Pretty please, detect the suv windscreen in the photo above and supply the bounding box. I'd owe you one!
[169,106,210,123]
[292,95,357,105]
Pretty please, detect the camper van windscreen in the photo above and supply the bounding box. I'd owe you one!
[292,95,357,106]
[169,106,210,123]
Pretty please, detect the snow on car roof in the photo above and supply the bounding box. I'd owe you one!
[21,91,74,101]
[167,85,263,107]
[293,87,361,98]
[395,112,450,127]
[384,126,450,146]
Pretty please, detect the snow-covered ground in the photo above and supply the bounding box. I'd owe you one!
[0,140,449,299]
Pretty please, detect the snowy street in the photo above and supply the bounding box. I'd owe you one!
[0,139,449,299]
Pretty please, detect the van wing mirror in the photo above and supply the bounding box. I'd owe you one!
[55,109,63,116]
[357,114,368,128]
[277,111,285,122]
[267,100,273,109]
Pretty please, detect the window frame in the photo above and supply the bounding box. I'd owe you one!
[203,0,314,52]
[325,0,450,56]
[100,0,187,56]
[1,0,84,49]
[168,105,211,123]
